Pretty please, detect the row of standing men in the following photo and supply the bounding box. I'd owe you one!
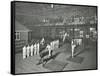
[22,41,40,59]
[22,38,53,59]
[22,37,82,60]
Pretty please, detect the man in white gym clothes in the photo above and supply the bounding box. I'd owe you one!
[37,42,40,55]
[71,39,76,58]
[27,44,30,57]
[40,38,45,45]
[22,45,27,59]
[34,43,37,55]
[30,44,34,56]
[63,32,67,42]
[46,44,52,58]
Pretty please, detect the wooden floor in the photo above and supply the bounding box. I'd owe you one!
[15,41,97,74]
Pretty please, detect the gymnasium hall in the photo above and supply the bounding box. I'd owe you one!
[15,2,97,74]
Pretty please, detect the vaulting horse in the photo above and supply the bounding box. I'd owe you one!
[37,48,53,66]
[37,40,59,66]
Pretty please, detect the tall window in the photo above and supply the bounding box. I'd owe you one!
[15,32,20,40]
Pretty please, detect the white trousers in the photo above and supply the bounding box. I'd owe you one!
[30,49,33,56]
[48,49,51,57]
[34,48,36,55]
[27,50,30,57]
[37,47,39,55]
[72,45,76,58]
[23,51,26,59]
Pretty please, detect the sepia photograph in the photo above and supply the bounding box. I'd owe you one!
[11,1,97,74]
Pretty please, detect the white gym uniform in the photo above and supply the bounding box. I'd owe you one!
[34,43,37,55]
[71,40,76,58]
[71,44,76,58]
[46,44,52,57]
[27,45,30,57]
[40,38,45,45]
[30,44,34,56]
[63,33,67,42]
[37,43,40,55]
[22,46,27,59]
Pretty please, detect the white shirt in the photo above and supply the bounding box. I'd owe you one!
[63,33,67,41]
[37,43,39,48]
[50,42,53,50]
[34,43,37,49]
[41,38,44,43]
[36,43,40,51]
[64,33,67,37]
[23,46,26,53]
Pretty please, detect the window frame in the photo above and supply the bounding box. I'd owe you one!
[15,32,20,41]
